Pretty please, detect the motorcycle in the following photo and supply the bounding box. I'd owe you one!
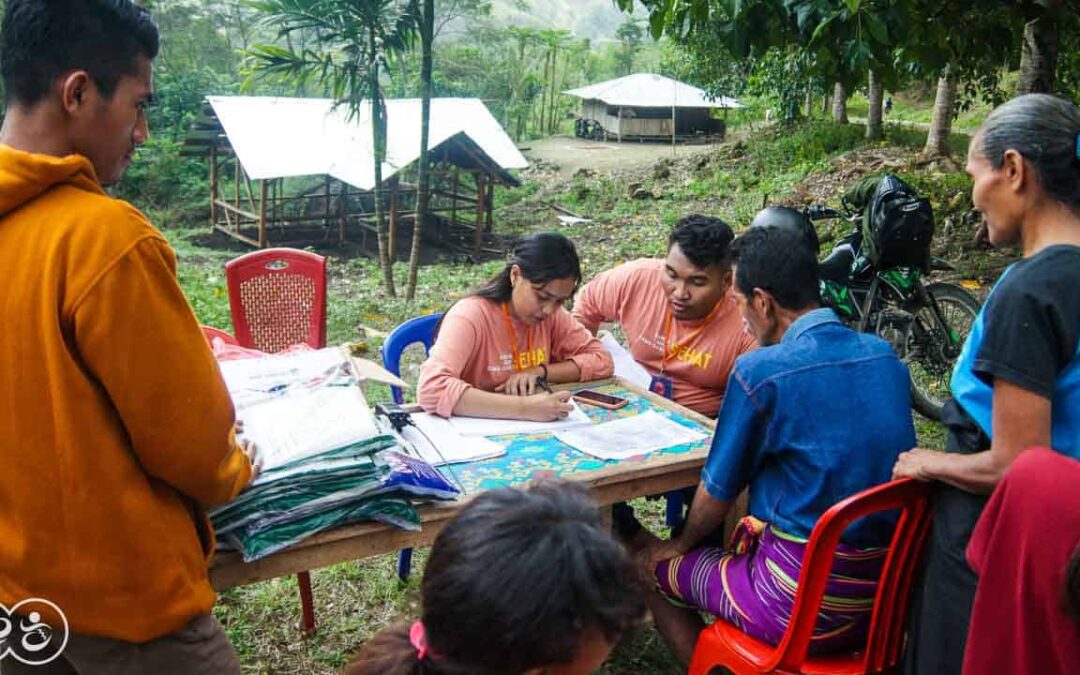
[805,204,981,421]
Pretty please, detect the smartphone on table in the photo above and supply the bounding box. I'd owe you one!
[572,389,629,410]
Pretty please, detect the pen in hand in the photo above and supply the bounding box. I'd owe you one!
[536,376,554,394]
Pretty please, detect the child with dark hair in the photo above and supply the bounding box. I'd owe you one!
[418,232,612,421]
[344,482,645,675]
[1,1,255,672]
[574,214,755,418]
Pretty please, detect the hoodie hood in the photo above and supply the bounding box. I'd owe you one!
[0,144,103,219]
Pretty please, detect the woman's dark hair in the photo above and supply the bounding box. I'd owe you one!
[471,232,583,303]
[977,93,1080,213]
[1,0,159,106]
[731,225,821,311]
[668,214,735,270]
[344,482,645,675]
[1065,542,1080,622]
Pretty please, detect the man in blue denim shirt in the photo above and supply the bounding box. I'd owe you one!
[636,223,916,667]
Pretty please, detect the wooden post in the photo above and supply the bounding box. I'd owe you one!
[323,175,332,229]
[338,179,347,246]
[474,172,485,258]
[388,178,399,263]
[450,166,459,225]
[617,106,622,143]
[485,174,495,233]
[275,178,283,226]
[672,79,677,155]
[258,179,267,248]
[234,160,240,212]
[209,144,217,230]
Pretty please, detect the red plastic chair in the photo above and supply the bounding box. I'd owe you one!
[224,247,327,636]
[688,478,933,675]
[200,325,239,346]
[225,248,327,355]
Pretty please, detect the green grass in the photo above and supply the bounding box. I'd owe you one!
[846,90,991,133]
[161,117,971,673]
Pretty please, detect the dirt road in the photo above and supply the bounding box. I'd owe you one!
[520,135,722,178]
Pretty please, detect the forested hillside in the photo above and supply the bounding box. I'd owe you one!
[489,0,644,40]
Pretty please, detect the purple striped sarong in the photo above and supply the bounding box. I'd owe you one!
[655,516,886,654]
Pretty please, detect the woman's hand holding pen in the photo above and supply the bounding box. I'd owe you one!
[517,390,574,422]
[493,367,573,421]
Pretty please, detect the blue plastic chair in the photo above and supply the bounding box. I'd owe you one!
[666,489,686,528]
[655,385,685,529]
[381,313,442,580]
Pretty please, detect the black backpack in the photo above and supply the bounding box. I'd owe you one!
[842,174,935,271]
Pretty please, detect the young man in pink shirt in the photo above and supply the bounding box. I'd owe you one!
[574,215,756,418]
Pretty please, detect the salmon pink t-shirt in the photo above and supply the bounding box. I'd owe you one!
[573,258,755,417]
[417,296,614,417]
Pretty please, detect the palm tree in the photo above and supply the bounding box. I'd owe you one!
[1017,0,1063,95]
[901,0,1017,159]
[405,0,433,302]
[247,0,418,297]
[866,68,885,140]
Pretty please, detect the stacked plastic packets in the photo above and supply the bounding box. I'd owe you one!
[209,347,457,562]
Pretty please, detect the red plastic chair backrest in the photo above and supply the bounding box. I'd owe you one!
[201,325,239,346]
[225,248,327,353]
[767,478,933,672]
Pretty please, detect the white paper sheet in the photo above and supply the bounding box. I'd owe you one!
[401,413,506,465]
[554,410,708,460]
[218,347,350,410]
[237,385,382,471]
[447,401,593,437]
[598,331,653,391]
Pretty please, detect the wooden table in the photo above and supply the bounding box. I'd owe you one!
[211,378,742,591]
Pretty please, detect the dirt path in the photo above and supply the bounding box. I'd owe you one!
[520,135,724,178]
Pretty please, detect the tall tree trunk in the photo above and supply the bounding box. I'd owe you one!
[804,89,813,119]
[923,65,957,158]
[537,52,548,139]
[1017,15,1059,94]
[821,93,831,116]
[833,82,848,123]
[548,48,559,135]
[554,49,570,134]
[544,49,553,134]
[406,0,434,301]
[866,70,884,140]
[515,35,527,138]
[370,28,395,297]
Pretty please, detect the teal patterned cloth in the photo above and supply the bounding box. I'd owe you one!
[451,384,712,494]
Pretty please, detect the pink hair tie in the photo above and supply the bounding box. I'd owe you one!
[409,621,430,661]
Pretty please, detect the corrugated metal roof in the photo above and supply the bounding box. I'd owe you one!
[564,73,743,109]
[203,96,529,189]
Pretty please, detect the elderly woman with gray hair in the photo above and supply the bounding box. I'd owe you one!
[893,93,1080,674]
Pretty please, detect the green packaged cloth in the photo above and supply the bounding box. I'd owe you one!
[227,496,419,562]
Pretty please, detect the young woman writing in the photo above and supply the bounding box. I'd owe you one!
[417,232,613,421]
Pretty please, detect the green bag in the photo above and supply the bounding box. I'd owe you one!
[842,174,935,270]
[841,175,884,213]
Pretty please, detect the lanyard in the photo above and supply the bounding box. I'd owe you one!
[660,300,723,373]
[501,303,536,372]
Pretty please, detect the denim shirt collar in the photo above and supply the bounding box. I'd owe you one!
[781,308,841,344]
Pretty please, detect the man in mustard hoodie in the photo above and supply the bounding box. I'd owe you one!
[0,2,256,672]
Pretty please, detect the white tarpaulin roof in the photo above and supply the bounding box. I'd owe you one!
[204,96,529,189]
[564,73,742,110]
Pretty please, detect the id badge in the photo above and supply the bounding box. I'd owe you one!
[650,374,674,400]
